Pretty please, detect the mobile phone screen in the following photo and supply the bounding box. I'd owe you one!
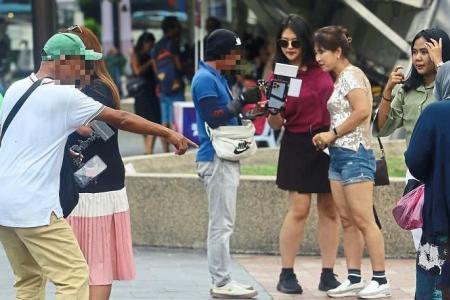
[73,155,107,188]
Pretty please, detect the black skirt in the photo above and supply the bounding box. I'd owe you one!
[134,90,161,124]
[276,129,331,193]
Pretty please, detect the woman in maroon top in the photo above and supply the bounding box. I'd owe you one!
[268,14,341,294]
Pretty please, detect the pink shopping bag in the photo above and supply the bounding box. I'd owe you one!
[392,184,425,230]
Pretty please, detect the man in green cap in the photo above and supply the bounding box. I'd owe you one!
[0,32,197,300]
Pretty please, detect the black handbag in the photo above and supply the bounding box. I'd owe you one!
[59,144,79,217]
[374,137,390,186]
[126,76,146,97]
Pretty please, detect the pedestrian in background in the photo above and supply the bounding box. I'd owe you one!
[131,32,162,154]
[153,16,185,143]
[313,25,390,298]
[105,46,126,97]
[267,14,340,295]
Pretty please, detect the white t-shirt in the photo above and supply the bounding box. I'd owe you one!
[0,74,104,227]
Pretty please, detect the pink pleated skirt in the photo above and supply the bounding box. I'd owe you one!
[67,187,136,285]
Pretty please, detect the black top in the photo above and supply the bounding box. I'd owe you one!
[67,80,125,193]
[137,52,157,91]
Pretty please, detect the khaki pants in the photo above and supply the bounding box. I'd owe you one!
[0,213,89,300]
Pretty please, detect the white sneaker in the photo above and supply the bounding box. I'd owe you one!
[230,280,254,290]
[357,280,391,299]
[327,279,365,298]
[210,281,258,299]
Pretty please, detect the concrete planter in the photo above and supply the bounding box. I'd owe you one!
[124,141,416,258]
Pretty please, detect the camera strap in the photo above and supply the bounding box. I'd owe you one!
[0,79,44,147]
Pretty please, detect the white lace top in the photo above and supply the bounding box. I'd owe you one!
[327,65,373,151]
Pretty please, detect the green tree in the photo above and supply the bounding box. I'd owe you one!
[84,18,101,39]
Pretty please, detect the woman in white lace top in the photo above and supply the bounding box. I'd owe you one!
[312,26,390,299]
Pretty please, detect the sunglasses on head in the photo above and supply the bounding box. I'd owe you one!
[66,25,82,34]
[277,39,301,49]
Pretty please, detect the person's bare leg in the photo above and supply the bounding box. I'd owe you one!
[144,135,156,154]
[89,285,112,300]
[317,192,340,269]
[330,181,364,270]
[343,182,385,271]
[279,192,312,268]
[161,123,170,153]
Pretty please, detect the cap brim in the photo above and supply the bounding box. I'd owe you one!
[84,49,103,61]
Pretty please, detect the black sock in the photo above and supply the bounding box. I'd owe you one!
[281,268,294,276]
[348,269,361,284]
[321,268,334,276]
[372,270,387,285]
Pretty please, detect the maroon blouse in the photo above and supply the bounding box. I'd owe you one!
[271,65,334,133]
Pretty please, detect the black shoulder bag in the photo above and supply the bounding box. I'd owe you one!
[60,143,79,218]
[374,137,390,186]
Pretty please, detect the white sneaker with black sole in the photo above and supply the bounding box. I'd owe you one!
[357,280,391,299]
[210,281,258,299]
[326,279,365,298]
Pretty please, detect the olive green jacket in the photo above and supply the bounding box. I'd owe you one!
[373,83,435,146]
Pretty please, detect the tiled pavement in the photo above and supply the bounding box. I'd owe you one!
[235,255,416,300]
[0,246,415,299]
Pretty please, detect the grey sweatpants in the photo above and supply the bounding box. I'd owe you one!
[197,155,240,287]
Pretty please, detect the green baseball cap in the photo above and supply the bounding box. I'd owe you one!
[41,32,103,61]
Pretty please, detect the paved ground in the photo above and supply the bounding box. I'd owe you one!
[236,255,416,300]
[0,245,415,300]
[0,246,271,300]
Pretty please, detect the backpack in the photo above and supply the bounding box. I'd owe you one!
[154,39,181,95]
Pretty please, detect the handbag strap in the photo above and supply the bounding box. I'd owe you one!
[377,137,385,158]
[0,79,43,147]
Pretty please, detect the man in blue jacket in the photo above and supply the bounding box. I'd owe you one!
[192,29,260,299]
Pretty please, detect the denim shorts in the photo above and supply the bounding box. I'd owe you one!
[160,91,185,124]
[328,144,376,185]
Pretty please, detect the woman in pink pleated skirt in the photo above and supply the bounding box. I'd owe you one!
[63,25,135,300]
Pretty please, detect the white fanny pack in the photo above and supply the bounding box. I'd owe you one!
[205,120,257,161]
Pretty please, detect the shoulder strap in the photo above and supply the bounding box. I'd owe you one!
[0,79,43,146]
[377,137,385,158]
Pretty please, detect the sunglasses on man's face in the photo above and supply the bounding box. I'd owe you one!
[277,39,301,49]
